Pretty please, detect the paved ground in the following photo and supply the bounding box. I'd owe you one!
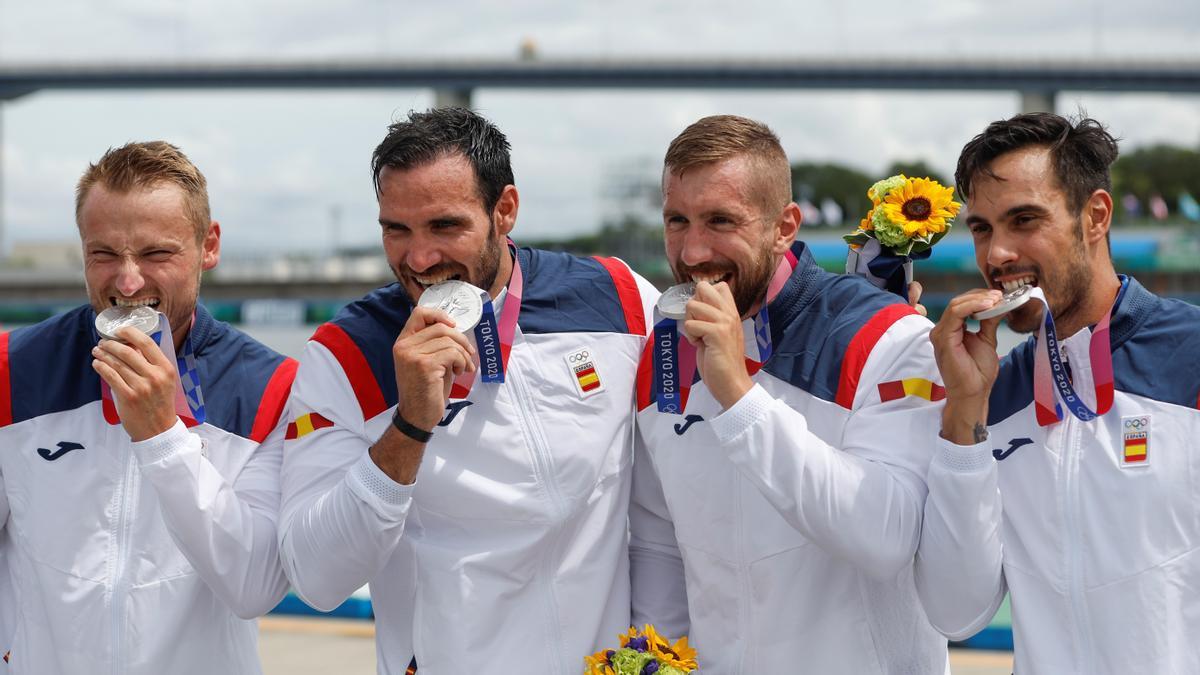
[258,616,1014,674]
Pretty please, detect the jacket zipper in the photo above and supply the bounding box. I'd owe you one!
[1060,338,1097,673]
[110,445,137,675]
[507,357,569,673]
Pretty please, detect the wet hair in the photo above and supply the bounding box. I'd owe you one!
[76,141,210,242]
[956,112,1120,214]
[372,107,514,213]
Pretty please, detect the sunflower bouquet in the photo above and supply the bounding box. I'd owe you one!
[584,625,698,675]
[844,174,961,297]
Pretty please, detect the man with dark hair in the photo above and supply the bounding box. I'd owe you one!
[918,112,1200,673]
[0,141,295,674]
[629,115,948,672]
[279,108,658,673]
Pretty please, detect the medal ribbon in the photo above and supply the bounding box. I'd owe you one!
[101,312,207,427]
[1028,285,1116,426]
[449,239,524,399]
[652,249,798,414]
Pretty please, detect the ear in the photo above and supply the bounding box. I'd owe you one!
[492,185,519,238]
[1081,189,1112,247]
[772,202,802,256]
[201,221,221,271]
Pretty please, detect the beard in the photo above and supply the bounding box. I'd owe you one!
[995,226,1093,335]
[672,237,777,319]
[393,228,506,305]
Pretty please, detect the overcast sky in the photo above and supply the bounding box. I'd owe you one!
[1,0,1198,256]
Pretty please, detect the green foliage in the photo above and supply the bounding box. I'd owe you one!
[1113,144,1200,202]
[790,161,874,221]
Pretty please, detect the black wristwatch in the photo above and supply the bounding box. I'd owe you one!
[391,409,434,443]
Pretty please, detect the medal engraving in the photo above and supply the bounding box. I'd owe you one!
[418,281,485,333]
[657,282,697,321]
[95,306,160,341]
[972,284,1035,321]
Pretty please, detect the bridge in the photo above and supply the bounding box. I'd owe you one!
[1,56,1197,265]
[3,57,1200,109]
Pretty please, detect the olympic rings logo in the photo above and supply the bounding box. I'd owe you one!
[568,350,591,363]
[1124,417,1148,430]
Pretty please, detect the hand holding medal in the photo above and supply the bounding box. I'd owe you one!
[91,307,186,442]
[670,280,754,411]
[392,281,482,431]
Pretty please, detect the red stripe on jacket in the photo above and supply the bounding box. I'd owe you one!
[250,358,299,443]
[312,324,389,421]
[593,256,646,336]
[835,304,918,410]
[0,332,10,427]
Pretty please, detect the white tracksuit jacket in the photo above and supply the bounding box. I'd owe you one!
[917,276,1200,674]
[0,305,295,675]
[630,242,949,673]
[279,248,657,675]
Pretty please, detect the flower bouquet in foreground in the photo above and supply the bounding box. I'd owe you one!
[844,174,961,298]
[584,625,698,675]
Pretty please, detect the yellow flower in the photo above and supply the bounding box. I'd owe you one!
[879,177,961,240]
[860,207,876,231]
[642,625,698,670]
[584,651,616,675]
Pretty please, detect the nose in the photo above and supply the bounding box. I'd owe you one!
[984,227,1020,272]
[676,227,715,269]
[115,258,145,296]
[403,236,443,274]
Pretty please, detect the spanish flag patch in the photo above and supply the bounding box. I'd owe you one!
[877,378,946,403]
[286,412,335,439]
[1121,415,1150,466]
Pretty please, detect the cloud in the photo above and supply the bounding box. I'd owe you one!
[0,0,1198,254]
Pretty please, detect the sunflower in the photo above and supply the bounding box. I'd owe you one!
[583,651,616,675]
[859,207,876,232]
[878,177,961,240]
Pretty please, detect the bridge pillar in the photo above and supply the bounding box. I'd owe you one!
[434,87,474,110]
[1019,89,1057,113]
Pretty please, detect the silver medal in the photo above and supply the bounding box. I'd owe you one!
[418,280,485,333]
[656,282,696,321]
[972,284,1035,321]
[95,305,160,341]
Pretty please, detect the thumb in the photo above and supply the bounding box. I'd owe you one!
[977,315,1003,349]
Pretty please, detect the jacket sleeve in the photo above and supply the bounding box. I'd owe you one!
[131,417,291,619]
[278,340,413,612]
[914,436,1007,639]
[628,424,689,638]
[708,313,939,580]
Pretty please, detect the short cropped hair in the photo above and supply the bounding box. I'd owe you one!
[663,115,792,215]
[372,107,514,214]
[956,112,1120,214]
[75,141,211,243]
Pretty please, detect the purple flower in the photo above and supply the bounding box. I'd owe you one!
[628,637,649,652]
[642,661,660,674]
[605,650,615,662]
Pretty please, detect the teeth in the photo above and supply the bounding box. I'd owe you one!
[113,298,158,308]
[414,273,457,287]
[1000,276,1035,292]
[689,274,728,284]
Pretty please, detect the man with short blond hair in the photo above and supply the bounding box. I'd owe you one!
[630,114,948,673]
[0,141,294,674]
